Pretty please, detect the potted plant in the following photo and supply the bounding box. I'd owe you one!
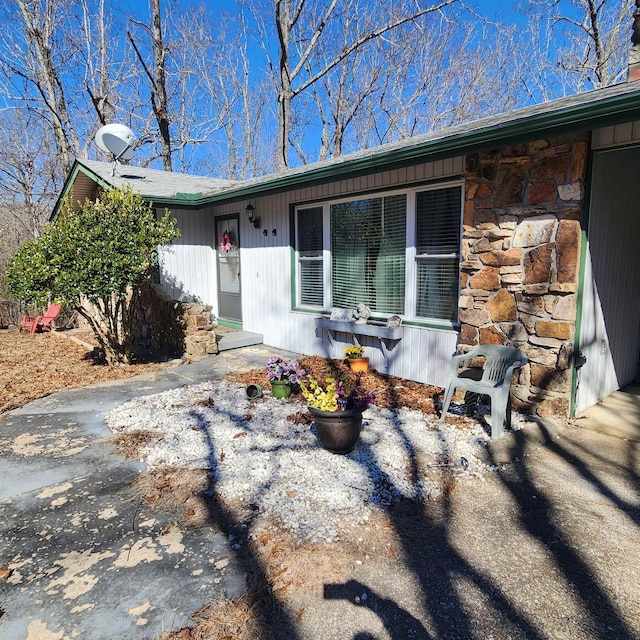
[300,374,376,454]
[344,344,369,372]
[266,356,306,399]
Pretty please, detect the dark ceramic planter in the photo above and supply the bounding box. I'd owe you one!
[309,406,363,454]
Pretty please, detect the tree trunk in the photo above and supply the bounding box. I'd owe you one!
[150,0,173,171]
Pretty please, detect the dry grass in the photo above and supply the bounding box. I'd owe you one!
[0,329,175,418]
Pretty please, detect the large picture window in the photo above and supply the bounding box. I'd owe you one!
[295,183,462,324]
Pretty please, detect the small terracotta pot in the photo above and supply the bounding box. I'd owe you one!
[347,357,369,373]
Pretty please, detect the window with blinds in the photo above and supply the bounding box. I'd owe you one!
[415,186,461,321]
[330,195,406,314]
[294,183,461,323]
[297,206,324,307]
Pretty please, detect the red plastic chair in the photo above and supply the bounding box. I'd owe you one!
[20,304,62,334]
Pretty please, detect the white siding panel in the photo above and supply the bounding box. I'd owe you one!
[159,208,215,305]
[593,121,640,149]
[576,147,640,413]
[576,250,617,412]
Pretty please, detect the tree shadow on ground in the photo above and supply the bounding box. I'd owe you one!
[164,356,636,639]
[187,407,302,639]
[321,374,637,639]
[484,428,637,639]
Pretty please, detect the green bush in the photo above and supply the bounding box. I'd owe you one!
[6,186,180,365]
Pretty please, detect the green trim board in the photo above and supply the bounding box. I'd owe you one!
[572,226,590,418]
[217,318,243,330]
[289,203,298,311]
[570,134,595,418]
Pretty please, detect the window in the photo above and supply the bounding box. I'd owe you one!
[331,195,406,314]
[297,206,324,307]
[295,183,461,324]
[415,186,461,321]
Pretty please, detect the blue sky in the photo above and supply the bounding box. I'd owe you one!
[111,0,526,25]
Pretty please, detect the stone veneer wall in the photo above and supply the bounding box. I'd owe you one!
[460,134,585,418]
[131,284,218,362]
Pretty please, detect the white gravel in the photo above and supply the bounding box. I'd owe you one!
[105,380,534,543]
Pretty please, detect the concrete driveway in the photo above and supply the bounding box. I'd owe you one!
[1,349,639,640]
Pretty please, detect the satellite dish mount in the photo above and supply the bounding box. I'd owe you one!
[94,124,137,176]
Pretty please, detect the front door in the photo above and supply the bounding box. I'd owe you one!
[216,215,242,326]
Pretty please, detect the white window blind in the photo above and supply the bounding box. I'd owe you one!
[415,186,461,321]
[297,206,324,307]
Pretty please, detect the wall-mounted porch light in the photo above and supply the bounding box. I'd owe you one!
[246,203,260,229]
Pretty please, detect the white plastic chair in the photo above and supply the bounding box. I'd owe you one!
[439,345,528,440]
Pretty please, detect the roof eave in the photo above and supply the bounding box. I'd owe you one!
[52,87,640,216]
[196,88,640,205]
[50,161,113,221]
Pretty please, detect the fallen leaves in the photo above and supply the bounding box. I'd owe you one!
[0,330,172,419]
[0,566,13,580]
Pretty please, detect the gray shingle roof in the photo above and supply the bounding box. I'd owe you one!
[76,159,235,199]
[67,81,640,209]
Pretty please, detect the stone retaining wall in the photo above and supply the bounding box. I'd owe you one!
[76,285,218,362]
[133,284,218,362]
[461,134,585,418]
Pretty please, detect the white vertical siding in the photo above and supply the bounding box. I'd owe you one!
[190,158,464,387]
[592,121,640,149]
[576,249,618,412]
[158,207,215,305]
[576,147,640,413]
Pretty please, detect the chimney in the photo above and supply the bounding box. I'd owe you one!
[629,0,640,81]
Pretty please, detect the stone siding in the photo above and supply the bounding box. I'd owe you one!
[133,284,218,362]
[461,135,585,418]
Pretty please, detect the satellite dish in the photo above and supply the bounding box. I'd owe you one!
[95,123,136,175]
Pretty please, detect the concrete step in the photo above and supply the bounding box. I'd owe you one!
[216,329,263,351]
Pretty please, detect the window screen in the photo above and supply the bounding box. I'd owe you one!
[297,207,324,307]
[331,195,406,314]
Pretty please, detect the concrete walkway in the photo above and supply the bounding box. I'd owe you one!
[574,382,640,442]
[0,346,288,640]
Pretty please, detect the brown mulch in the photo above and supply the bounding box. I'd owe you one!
[232,355,442,414]
[0,329,175,418]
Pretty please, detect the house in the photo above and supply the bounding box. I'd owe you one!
[55,76,640,421]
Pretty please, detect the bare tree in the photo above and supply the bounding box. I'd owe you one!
[300,7,525,160]
[522,0,633,92]
[0,111,58,240]
[0,0,80,174]
[255,0,459,170]
[170,7,274,178]
[128,0,173,170]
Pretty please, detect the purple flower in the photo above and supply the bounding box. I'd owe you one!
[266,357,306,383]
